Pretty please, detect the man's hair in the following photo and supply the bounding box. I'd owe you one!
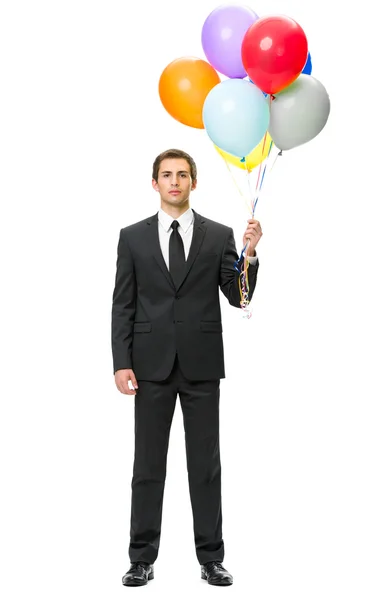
[152,149,197,183]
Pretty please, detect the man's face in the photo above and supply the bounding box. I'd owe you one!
[152,158,196,208]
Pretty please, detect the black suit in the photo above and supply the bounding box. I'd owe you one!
[111,209,259,564]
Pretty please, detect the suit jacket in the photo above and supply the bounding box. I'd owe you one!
[111,209,259,381]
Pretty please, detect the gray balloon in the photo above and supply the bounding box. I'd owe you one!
[268,74,331,151]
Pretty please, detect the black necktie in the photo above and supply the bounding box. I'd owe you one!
[169,220,185,287]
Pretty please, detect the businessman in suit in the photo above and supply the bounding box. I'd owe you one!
[111,149,262,586]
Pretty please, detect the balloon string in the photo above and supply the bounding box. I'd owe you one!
[222,156,255,216]
[254,130,268,193]
[252,140,274,213]
[238,142,272,318]
[269,149,282,173]
[247,142,273,216]
[234,242,251,317]
[252,96,275,206]
[237,94,279,318]
[253,96,273,194]
[222,156,255,317]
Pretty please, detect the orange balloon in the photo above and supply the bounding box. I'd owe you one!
[159,57,221,129]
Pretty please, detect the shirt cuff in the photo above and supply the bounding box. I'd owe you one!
[246,254,258,265]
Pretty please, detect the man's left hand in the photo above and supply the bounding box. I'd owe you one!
[243,219,263,257]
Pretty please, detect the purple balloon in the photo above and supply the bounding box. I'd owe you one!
[201,5,259,78]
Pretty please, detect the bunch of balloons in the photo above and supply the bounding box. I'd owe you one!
[158,4,330,166]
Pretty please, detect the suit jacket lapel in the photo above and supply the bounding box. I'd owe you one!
[147,212,173,289]
[146,208,207,292]
[181,209,206,290]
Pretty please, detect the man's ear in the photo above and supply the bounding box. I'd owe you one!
[191,179,197,191]
[152,179,159,192]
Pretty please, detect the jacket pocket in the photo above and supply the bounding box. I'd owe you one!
[133,322,152,333]
[200,321,222,332]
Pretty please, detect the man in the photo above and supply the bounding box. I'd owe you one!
[111,149,262,587]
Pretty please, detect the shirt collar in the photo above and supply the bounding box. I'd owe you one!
[158,207,194,233]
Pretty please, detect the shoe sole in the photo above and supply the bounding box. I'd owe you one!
[201,573,233,586]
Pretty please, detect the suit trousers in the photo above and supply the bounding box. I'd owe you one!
[128,353,224,565]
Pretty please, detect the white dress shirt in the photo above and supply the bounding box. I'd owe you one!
[157,207,258,269]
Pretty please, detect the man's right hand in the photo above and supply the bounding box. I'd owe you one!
[114,369,138,395]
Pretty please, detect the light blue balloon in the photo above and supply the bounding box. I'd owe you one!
[202,78,270,158]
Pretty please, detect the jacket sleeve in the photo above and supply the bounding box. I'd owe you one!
[219,227,259,309]
[111,229,137,374]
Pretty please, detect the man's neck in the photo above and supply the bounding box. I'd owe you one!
[160,202,190,220]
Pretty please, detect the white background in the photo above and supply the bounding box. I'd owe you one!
[0,0,372,598]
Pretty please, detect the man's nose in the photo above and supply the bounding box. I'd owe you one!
[171,176,179,186]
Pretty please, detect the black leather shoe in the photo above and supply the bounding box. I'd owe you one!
[122,562,154,586]
[201,561,233,586]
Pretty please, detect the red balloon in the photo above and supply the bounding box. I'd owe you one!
[241,15,308,94]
